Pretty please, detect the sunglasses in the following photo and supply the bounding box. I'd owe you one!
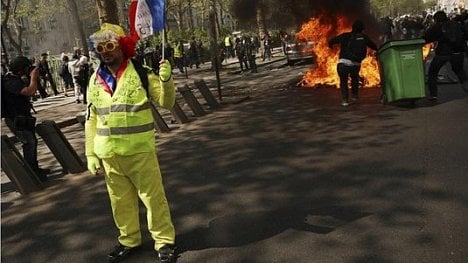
[96,41,119,53]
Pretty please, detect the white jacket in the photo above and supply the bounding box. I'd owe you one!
[68,56,88,77]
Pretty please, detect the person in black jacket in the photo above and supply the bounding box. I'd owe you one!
[328,20,378,106]
[38,52,59,96]
[424,10,467,100]
[2,56,50,180]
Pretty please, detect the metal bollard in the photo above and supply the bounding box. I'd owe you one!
[150,102,171,133]
[1,135,43,194]
[35,120,86,174]
[194,79,221,109]
[178,84,207,117]
[170,101,190,124]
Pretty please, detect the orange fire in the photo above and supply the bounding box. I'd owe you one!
[297,15,381,88]
[422,43,433,60]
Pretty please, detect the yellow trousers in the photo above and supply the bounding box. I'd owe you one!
[102,152,175,250]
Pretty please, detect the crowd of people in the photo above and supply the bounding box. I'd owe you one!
[136,37,206,75]
[1,31,279,103]
[378,10,468,44]
[220,32,274,73]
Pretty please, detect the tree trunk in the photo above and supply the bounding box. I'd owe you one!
[256,3,267,58]
[208,0,221,99]
[215,1,221,36]
[95,0,119,25]
[1,31,11,64]
[67,0,89,55]
[188,0,194,30]
[218,0,224,27]
[1,0,24,57]
[256,4,267,39]
[177,4,184,31]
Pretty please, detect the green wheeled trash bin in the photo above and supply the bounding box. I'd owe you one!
[378,39,426,103]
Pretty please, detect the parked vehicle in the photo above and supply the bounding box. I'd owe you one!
[285,40,315,65]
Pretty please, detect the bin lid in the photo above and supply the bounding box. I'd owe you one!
[378,38,426,54]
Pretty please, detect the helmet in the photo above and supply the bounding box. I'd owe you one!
[9,56,31,73]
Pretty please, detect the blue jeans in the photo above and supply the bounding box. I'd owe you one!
[4,117,39,170]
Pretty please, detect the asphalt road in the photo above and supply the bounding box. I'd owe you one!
[2,55,468,263]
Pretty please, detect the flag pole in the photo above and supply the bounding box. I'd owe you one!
[161,0,166,61]
[162,29,165,61]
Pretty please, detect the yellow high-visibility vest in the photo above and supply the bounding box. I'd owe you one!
[225,36,232,47]
[87,62,157,158]
[174,42,182,58]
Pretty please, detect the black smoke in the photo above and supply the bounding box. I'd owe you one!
[231,0,378,34]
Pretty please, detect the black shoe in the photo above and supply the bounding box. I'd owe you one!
[108,244,140,263]
[428,96,438,101]
[33,168,50,182]
[157,245,176,263]
[76,99,81,104]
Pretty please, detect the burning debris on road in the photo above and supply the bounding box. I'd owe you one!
[296,15,381,89]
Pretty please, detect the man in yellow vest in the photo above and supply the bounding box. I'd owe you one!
[85,23,176,263]
[173,39,185,73]
[224,35,233,59]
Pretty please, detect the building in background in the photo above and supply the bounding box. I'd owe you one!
[437,0,467,13]
[2,14,99,59]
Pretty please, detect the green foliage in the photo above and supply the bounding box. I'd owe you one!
[369,0,434,17]
[14,0,68,33]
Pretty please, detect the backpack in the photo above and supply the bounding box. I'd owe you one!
[1,74,15,119]
[346,33,368,62]
[58,62,70,77]
[131,58,150,96]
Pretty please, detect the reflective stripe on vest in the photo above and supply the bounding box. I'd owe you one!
[95,102,151,115]
[87,61,157,157]
[96,122,155,136]
[174,43,182,57]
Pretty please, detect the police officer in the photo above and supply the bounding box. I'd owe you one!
[174,39,185,73]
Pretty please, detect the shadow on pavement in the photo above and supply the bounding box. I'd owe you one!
[177,205,371,252]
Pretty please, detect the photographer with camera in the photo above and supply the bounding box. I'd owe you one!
[1,56,50,181]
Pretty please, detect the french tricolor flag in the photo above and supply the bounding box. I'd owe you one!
[129,0,165,41]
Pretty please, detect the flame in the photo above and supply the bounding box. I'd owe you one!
[297,15,433,89]
[297,15,381,88]
[422,43,432,61]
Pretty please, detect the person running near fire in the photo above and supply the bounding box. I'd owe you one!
[328,20,378,106]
